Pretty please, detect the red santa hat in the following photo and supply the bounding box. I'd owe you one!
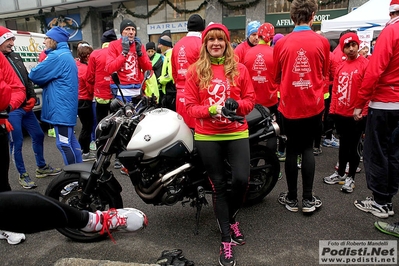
[390,0,399,12]
[339,32,360,52]
[202,23,230,43]
[0,26,15,46]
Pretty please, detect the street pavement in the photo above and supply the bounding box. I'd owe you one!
[1,125,398,266]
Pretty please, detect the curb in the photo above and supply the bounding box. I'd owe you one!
[54,258,159,266]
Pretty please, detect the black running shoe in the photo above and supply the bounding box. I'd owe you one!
[230,222,245,245]
[219,242,236,266]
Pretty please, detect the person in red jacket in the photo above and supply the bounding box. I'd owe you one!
[234,20,260,63]
[0,51,26,244]
[353,0,399,221]
[171,14,205,129]
[185,23,255,266]
[323,32,368,193]
[105,19,152,103]
[76,43,95,161]
[273,0,329,213]
[243,22,279,152]
[87,29,117,126]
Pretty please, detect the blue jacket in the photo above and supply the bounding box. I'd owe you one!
[29,42,78,126]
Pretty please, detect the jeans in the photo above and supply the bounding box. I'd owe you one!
[8,109,46,174]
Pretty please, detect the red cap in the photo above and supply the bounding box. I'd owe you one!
[257,23,275,43]
[340,32,360,52]
[201,23,230,43]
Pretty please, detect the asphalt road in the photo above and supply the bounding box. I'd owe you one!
[1,122,398,266]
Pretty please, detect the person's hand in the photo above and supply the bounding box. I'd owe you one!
[221,107,244,124]
[5,120,13,132]
[121,36,130,55]
[225,98,239,111]
[353,108,363,121]
[23,98,36,112]
[134,37,143,57]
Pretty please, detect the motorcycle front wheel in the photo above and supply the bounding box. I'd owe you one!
[246,144,280,205]
[45,171,123,242]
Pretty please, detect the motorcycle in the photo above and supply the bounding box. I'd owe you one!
[45,71,281,242]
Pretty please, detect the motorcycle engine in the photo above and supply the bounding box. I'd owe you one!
[137,159,187,206]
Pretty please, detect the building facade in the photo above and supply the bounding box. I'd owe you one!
[0,0,369,51]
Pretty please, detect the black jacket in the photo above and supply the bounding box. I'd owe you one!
[4,51,36,106]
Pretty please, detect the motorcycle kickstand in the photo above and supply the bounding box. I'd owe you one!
[193,186,208,235]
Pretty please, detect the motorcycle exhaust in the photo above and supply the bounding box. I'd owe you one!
[135,163,192,200]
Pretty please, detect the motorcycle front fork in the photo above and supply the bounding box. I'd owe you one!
[77,153,113,210]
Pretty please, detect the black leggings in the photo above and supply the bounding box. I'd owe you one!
[96,102,111,125]
[0,191,89,233]
[334,115,364,178]
[78,100,94,154]
[195,138,249,242]
[283,112,323,200]
[0,127,11,192]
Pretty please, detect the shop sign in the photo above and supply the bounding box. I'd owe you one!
[147,22,188,34]
[267,9,347,27]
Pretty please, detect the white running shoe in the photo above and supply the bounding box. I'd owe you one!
[0,230,26,245]
[341,176,355,193]
[82,208,148,234]
[323,171,346,185]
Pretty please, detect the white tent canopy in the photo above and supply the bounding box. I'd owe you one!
[321,0,391,39]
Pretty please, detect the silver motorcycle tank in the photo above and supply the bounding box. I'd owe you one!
[127,108,194,159]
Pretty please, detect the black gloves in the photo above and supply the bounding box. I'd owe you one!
[221,107,244,124]
[221,98,243,123]
[121,36,130,55]
[134,37,142,57]
[156,249,194,266]
[225,98,239,111]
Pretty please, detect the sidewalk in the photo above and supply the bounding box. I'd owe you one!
[54,258,159,266]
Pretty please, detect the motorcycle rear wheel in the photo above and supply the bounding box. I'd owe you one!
[245,145,280,205]
[45,171,123,242]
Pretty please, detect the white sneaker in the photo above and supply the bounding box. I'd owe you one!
[341,176,355,193]
[82,208,148,234]
[0,230,26,245]
[323,171,346,185]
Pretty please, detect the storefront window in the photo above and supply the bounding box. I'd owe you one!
[267,0,290,13]
[230,29,246,46]
[222,1,246,18]
[319,0,349,10]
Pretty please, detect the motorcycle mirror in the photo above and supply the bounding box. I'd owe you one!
[111,72,121,85]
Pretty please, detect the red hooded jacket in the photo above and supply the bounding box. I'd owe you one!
[0,53,25,126]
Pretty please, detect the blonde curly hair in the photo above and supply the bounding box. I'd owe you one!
[190,28,239,90]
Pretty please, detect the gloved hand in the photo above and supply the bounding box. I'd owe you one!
[221,107,244,124]
[224,98,239,111]
[5,120,13,132]
[134,36,143,57]
[23,98,36,112]
[121,36,130,55]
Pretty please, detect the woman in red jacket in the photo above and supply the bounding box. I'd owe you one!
[185,23,255,266]
[76,44,95,161]
[323,33,369,193]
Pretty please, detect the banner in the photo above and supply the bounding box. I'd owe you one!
[45,14,82,42]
